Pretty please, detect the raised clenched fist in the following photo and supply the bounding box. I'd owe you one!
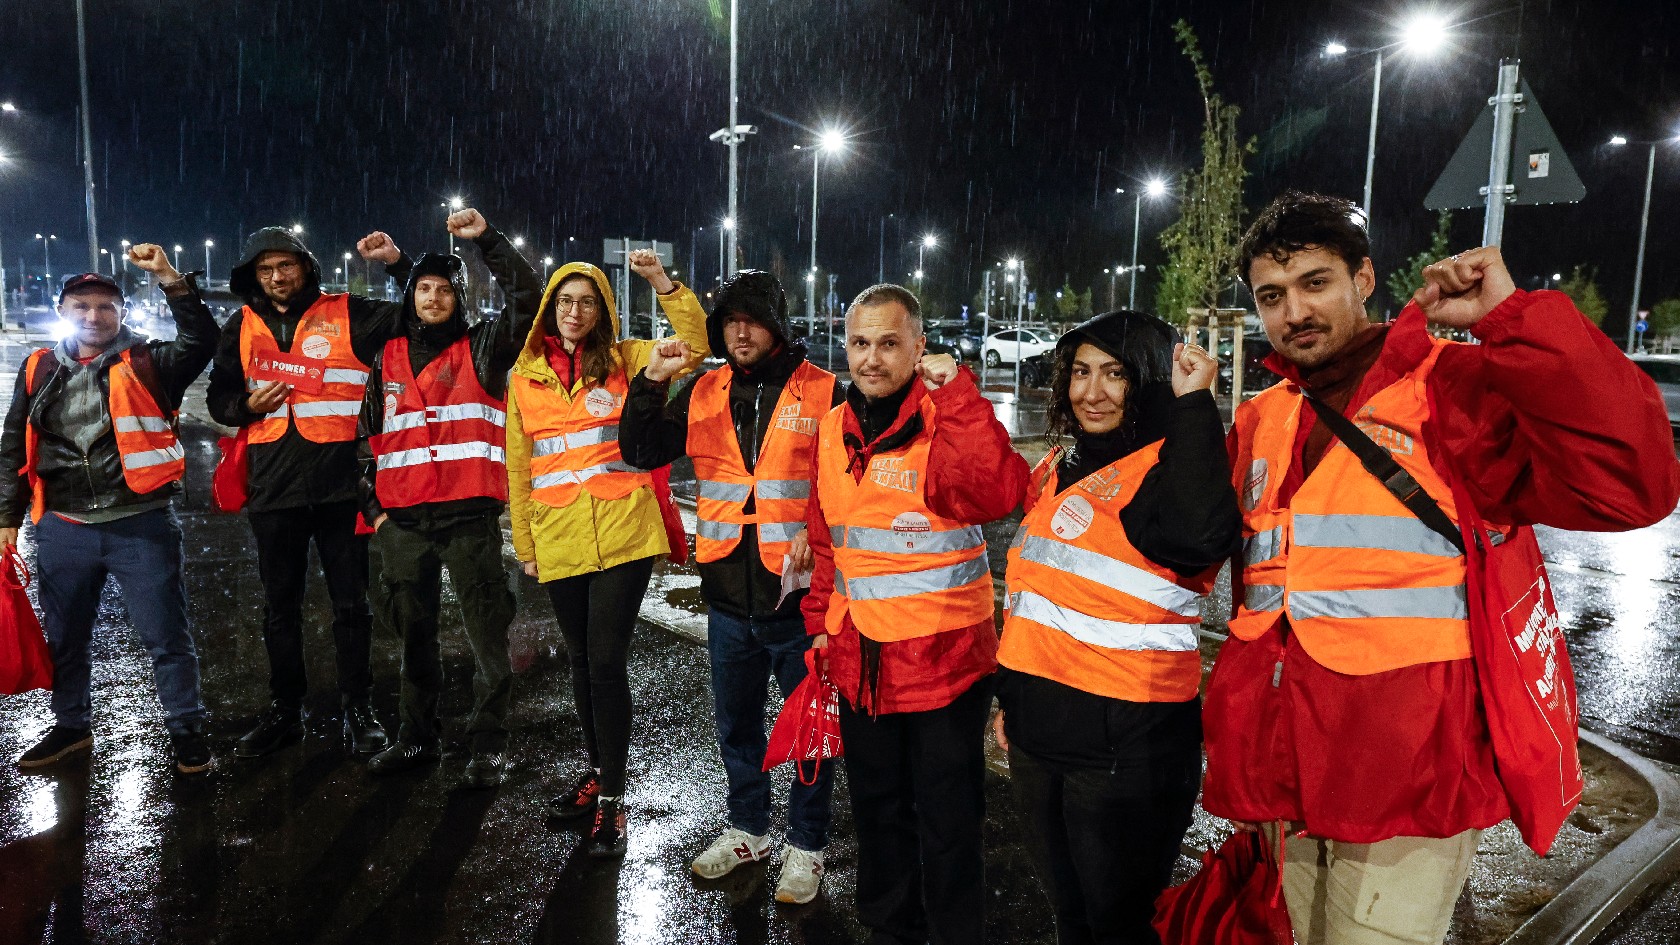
[916,352,960,390]
[127,243,179,280]
[644,338,695,384]
[356,231,401,265]
[1170,342,1218,397]
[628,248,675,294]
[1413,246,1517,329]
[447,208,488,240]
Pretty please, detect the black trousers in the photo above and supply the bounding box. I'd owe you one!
[839,677,993,945]
[373,513,516,752]
[248,501,373,707]
[1006,741,1201,945]
[544,555,656,796]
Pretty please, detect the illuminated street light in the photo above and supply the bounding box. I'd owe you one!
[204,239,213,278]
[803,128,849,333]
[291,223,303,234]
[1128,178,1170,309]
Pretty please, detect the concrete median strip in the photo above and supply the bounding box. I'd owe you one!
[1501,729,1680,945]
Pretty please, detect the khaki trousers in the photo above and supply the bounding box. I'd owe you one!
[1261,824,1481,945]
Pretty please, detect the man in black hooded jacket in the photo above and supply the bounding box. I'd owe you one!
[207,225,412,759]
[620,271,844,904]
[356,208,542,787]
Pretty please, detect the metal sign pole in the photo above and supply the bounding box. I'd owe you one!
[1481,60,1522,248]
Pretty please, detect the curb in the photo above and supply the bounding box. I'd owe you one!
[1502,729,1680,945]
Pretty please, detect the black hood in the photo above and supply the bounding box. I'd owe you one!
[229,226,322,301]
[402,253,470,327]
[708,270,791,357]
[1055,309,1180,440]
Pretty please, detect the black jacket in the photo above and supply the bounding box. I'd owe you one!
[206,227,412,512]
[0,276,219,526]
[355,228,544,527]
[621,343,843,621]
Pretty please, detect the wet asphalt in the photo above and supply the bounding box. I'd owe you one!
[4,318,1680,942]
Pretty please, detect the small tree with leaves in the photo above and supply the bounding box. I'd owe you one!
[1155,20,1255,326]
[1558,265,1609,326]
[1386,211,1452,314]
[1649,298,1680,340]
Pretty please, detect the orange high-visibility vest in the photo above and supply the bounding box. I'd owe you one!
[687,359,835,573]
[511,366,652,508]
[21,346,183,524]
[1000,443,1215,702]
[369,335,508,510]
[1228,342,1470,676]
[816,395,993,642]
[238,294,369,444]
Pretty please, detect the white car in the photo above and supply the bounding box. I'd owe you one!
[983,327,1057,367]
[1631,354,1680,432]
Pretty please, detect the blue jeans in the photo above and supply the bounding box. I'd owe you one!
[35,508,206,736]
[707,608,834,852]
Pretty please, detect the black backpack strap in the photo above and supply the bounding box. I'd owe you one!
[125,345,177,422]
[1301,392,1466,555]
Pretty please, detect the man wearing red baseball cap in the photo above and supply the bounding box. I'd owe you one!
[0,244,221,774]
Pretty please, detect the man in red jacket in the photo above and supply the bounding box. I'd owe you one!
[1203,191,1680,945]
[804,283,1028,945]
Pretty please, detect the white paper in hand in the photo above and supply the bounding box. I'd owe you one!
[776,554,814,608]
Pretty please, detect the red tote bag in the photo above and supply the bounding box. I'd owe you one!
[1153,830,1293,945]
[762,647,842,784]
[211,428,251,513]
[0,546,52,695]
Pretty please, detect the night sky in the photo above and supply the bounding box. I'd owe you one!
[2,0,1676,333]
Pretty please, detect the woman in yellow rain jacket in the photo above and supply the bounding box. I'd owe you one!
[505,249,708,857]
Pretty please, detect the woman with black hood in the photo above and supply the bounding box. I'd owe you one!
[993,311,1238,945]
[355,208,544,788]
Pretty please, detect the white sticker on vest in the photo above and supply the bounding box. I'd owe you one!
[584,387,618,418]
[891,512,932,534]
[1243,458,1268,512]
[300,334,333,360]
[1050,494,1094,540]
[383,393,399,424]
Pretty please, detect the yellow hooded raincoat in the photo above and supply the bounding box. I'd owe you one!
[506,262,709,580]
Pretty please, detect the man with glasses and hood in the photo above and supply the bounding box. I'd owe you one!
[357,208,543,787]
[207,224,412,759]
[620,270,844,903]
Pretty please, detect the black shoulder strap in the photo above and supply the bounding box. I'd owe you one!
[1302,393,1466,555]
[26,348,59,395]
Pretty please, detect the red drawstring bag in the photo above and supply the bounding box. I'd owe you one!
[1428,388,1584,856]
[0,546,52,695]
[651,465,689,565]
[1153,830,1293,945]
[211,428,250,513]
[762,647,842,785]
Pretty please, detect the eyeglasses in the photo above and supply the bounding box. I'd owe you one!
[553,295,599,314]
[255,260,302,279]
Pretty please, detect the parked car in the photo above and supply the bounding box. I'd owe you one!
[1019,351,1054,388]
[1631,354,1680,432]
[983,327,1057,367]
[927,329,982,362]
[801,333,849,373]
[1218,332,1283,396]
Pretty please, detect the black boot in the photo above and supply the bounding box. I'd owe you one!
[170,727,214,775]
[18,725,93,769]
[235,704,303,759]
[367,739,439,776]
[343,700,389,754]
[462,749,508,789]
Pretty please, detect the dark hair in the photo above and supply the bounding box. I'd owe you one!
[1238,191,1370,285]
[543,273,617,384]
[1043,310,1179,446]
[847,283,923,334]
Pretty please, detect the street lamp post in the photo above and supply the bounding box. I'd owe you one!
[1325,14,1450,230]
[1610,135,1663,353]
[1129,179,1167,309]
[443,196,463,253]
[35,233,57,283]
[542,257,554,282]
[802,130,847,337]
[204,240,214,280]
[343,252,353,291]
[917,234,938,295]
[172,244,183,271]
[719,218,734,285]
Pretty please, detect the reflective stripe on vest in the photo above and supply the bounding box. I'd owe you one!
[687,360,836,573]
[514,365,652,507]
[1009,590,1199,652]
[238,295,369,444]
[997,443,1213,703]
[1226,341,1471,675]
[816,393,993,642]
[369,335,509,509]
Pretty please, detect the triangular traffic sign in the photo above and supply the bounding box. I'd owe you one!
[1425,79,1586,210]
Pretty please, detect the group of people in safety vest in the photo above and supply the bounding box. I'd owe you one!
[6,189,1679,945]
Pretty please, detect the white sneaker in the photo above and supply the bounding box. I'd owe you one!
[774,844,824,904]
[691,827,772,879]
